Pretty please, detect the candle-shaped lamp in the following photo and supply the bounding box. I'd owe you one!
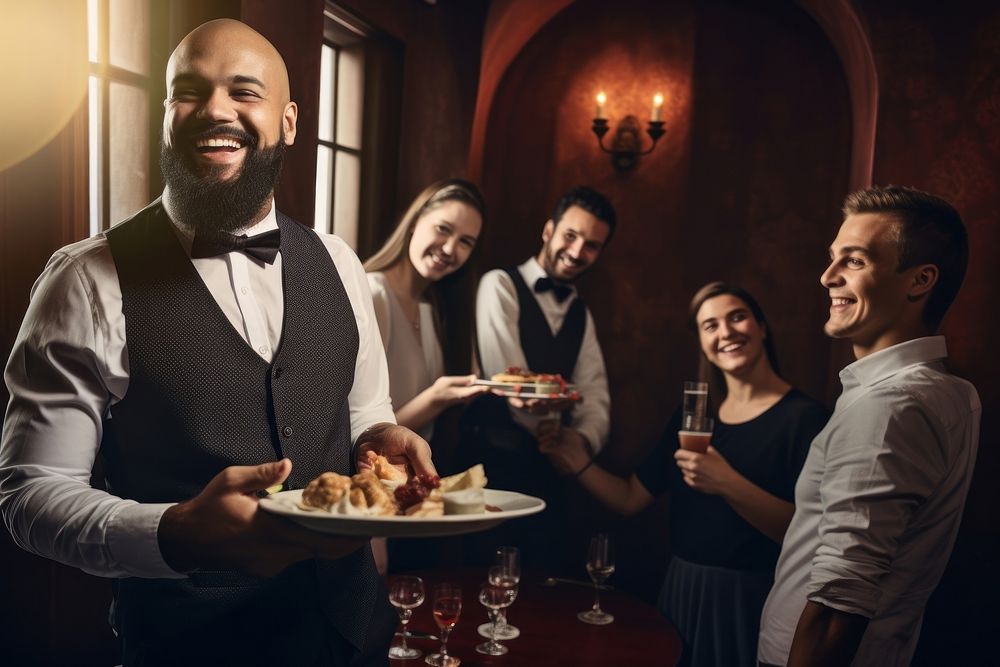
[652,93,664,122]
[595,91,607,119]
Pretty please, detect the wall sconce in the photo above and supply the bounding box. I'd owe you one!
[591,92,666,171]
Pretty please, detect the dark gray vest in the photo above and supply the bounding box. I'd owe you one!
[103,200,387,662]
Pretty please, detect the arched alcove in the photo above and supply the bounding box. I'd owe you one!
[473,0,854,594]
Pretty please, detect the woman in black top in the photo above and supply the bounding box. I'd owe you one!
[541,282,829,667]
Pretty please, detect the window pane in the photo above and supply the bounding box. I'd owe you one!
[318,44,336,143]
[314,145,334,235]
[336,45,364,150]
[87,0,99,63]
[108,82,148,224]
[333,151,360,249]
[88,76,103,235]
[109,0,149,75]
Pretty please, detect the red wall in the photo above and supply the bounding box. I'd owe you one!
[478,0,851,595]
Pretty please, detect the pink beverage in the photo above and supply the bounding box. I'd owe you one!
[433,608,461,629]
[678,430,711,453]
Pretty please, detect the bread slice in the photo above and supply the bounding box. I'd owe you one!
[440,464,488,492]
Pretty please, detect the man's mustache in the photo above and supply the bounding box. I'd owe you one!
[185,126,258,149]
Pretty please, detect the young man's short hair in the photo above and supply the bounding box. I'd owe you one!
[843,185,968,328]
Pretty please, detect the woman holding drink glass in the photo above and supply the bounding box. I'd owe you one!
[541,282,829,667]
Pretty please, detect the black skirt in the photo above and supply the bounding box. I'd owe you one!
[658,556,774,667]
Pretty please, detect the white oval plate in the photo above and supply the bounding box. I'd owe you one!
[259,489,546,538]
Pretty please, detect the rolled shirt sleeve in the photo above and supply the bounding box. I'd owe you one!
[807,389,946,617]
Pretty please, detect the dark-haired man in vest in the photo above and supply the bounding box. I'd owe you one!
[461,186,614,570]
[758,186,981,667]
[0,19,427,666]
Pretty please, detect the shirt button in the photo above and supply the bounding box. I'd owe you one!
[282,426,293,437]
[241,287,248,295]
[259,345,269,355]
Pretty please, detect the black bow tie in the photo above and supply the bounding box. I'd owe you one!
[190,228,281,264]
[534,276,573,303]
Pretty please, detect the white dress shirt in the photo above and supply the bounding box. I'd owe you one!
[475,257,610,453]
[367,272,444,442]
[0,196,395,580]
[758,336,981,666]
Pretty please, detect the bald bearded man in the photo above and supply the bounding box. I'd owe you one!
[0,19,424,665]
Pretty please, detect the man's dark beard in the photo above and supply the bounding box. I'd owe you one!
[160,134,286,235]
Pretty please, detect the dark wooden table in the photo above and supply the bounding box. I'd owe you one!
[390,567,681,666]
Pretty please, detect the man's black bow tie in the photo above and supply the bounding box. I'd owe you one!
[534,276,573,303]
[190,228,281,264]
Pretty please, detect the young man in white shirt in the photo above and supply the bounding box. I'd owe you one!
[462,186,614,569]
[0,19,431,665]
[758,185,981,667]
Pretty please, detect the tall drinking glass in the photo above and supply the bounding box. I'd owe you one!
[388,575,425,660]
[679,381,712,453]
[577,533,615,625]
[426,583,462,667]
[478,545,521,640]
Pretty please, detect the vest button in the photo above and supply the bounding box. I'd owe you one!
[273,367,283,379]
[282,426,293,437]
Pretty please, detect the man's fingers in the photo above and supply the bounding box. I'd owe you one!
[215,458,292,495]
[407,440,437,478]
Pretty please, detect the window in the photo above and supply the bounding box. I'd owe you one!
[315,9,368,249]
[87,0,157,234]
[315,5,403,256]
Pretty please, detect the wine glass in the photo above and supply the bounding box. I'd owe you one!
[426,583,462,667]
[478,545,521,640]
[388,575,425,660]
[578,533,615,625]
[475,574,517,655]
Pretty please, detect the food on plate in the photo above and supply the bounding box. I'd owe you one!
[440,463,488,492]
[395,474,444,517]
[489,366,578,399]
[298,463,491,517]
[371,453,408,485]
[300,470,397,516]
[443,488,485,515]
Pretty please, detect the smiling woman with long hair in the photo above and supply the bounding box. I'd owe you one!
[541,281,829,667]
[364,179,490,440]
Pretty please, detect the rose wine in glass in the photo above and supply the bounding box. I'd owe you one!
[478,545,521,640]
[388,576,425,660]
[578,533,615,625]
[426,583,462,667]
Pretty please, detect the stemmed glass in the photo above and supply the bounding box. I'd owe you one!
[476,568,518,655]
[478,545,521,640]
[388,575,425,660]
[426,582,462,667]
[578,533,615,625]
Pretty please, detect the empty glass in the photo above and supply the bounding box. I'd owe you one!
[578,533,615,625]
[388,575,425,660]
[475,571,518,656]
[478,545,521,640]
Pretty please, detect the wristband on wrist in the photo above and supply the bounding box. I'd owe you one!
[572,459,594,478]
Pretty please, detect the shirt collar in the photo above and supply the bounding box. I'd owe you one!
[840,335,948,388]
[161,189,277,254]
[520,257,577,297]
